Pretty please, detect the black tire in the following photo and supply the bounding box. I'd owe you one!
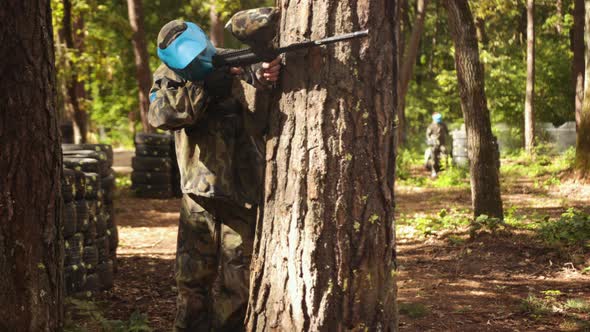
[63,157,100,174]
[86,199,98,218]
[131,171,172,185]
[133,184,174,199]
[135,144,172,157]
[84,173,101,200]
[83,245,99,272]
[75,200,89,232]
[131,156,172,172]
[96,260,114,289]
[104,203,116,228]
[83,273,101,292]
[101,172,116,193]
[65,233,84,266]
[63,150,110,175]
[63,202,78,238]
[96,212,108,237]
[96,236,110,263]
[107,226,119,255]
[64,264,86,295]
[62,168,76,203]
[73,170,86,200]
[135,133,172,146]
[62,144,113,166]
[84,215,97,246]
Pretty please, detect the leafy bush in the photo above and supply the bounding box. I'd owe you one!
[537,208,590,247]
[398,209,471,237]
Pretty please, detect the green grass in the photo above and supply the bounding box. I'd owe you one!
[397,209,471,238]
[65,298,152,332]
[399,302,430,319]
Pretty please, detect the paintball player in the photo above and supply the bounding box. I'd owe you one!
[425,112,450,178]
[147,9,280,331]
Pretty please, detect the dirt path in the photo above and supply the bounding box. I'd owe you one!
[95,156,589,331]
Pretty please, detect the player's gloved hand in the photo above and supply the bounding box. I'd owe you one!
[203,68,235,98]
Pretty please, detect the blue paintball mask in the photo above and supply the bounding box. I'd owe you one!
[157,21,217,82]
[433,113,443,124]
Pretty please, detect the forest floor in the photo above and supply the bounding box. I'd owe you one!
[67,153,590,331]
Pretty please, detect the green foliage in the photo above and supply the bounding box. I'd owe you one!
[537,208,590,247]
[398,209,471,238]
[403,0,575,146]
[65,298,152,332]
[470,214,506,236]
[396,149,422,180]
[398,302,430,319]
[431,165,469,188]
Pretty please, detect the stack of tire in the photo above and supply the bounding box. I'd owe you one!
[132,133,181,198]
[62,144,117,296]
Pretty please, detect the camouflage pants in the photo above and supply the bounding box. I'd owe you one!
[174,194,256,332]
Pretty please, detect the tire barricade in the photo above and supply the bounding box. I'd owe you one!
[62,144,117,296]
[131,133,182,198]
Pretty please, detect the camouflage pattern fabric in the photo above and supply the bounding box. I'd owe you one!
[148,61,266,208]
[225,7,279,49]
[175,195,256,332]
[426,122,450,173]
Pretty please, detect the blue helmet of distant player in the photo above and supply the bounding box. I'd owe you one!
[432,113,443,124]
[157,20,217,82]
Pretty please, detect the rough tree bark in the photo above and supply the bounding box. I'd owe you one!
[127,0,155,133]
[62,0,88,143]
[246,0,398,331]
[575,0,590,179]
[574,0,585,128]
[209,4,225,47]
[525,0,535,153]
[444,0,504,219]
[0,0,63,330]
[397,0,429,148]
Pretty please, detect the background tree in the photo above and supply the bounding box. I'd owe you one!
[127,0,155,133]
[574,0,585,128]
[397,0,429,148]
[0,0,63,330]
[444,0,504,219]
[525,0,536,153]
[61,0,89,143]
[246,0,398,330]
[209,3,224,47]
[575,0,590,179]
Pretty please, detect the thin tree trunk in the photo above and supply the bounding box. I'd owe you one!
[397,0,429,148]
[557,0,564,34]
[444,0,504,219]
[62,0,88,143]
[525,0,535,153]
[575,0,590,179]
[0,0,63,330]
[574,0,585,129]
[246,0,398,330]
[127,0,154,133]
[209,4,224,47]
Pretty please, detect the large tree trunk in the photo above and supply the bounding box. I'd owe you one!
[246,0,398,330]
[209,4,224,47]
[574,0,585,128]
[127,0,154,133]
[444,0,504,219]
[397,0,429,148]
[62,0,88,143]
[0,0,63,330]
[524,0,536,153]
[575,1,590,179]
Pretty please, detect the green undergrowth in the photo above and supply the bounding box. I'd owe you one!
[520,291,590,330]
[115,173,132,189]
[501,146,575,182]
[65,298,152,332]
[398,302,430,319]
[396,148,469,188]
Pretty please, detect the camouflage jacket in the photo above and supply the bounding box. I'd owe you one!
[148,61,268,207]
[426,122,449,147]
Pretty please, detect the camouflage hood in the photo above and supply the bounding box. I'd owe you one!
[225,7,279,49]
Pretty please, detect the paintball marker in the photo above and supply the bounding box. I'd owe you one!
[212,29,369,69]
